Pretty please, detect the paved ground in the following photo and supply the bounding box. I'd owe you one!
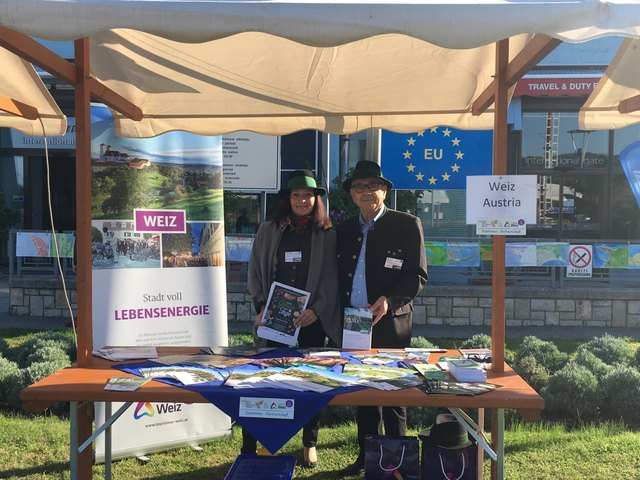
[2,272,639,340]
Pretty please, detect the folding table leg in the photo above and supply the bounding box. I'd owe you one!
[490,408,505,480]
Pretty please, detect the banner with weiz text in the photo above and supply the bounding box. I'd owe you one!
[89,103,230,462]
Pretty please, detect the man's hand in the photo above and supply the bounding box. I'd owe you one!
[370,296,389,326]
[294,308,318,328]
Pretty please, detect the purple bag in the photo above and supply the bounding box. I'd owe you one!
[364,434,420,480]
[421,444,478,480]
[419,415,478,480]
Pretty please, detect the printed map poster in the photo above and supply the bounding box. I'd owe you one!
[425,241,448,267]
[90,103,230,461]
[15,231,51,257]
[505,242,537,267]
[381,128,492,190]
[536,242,569,267]
[446,242,481,267]
[593,243,629,269]
[51,233,75,258]
[629,245,640,269]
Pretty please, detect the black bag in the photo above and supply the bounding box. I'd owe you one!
[364,434,420,480]
[421,444,478,480]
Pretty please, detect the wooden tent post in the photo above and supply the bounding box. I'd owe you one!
[73,37,94,480]
[491,38,509,480]
[491,39,509,373]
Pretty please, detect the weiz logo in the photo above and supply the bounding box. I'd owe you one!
[156,403,183,414]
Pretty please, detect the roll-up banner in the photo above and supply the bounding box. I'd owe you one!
[89,104,231,462]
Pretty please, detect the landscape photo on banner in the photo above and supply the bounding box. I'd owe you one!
[89,103,231,463]
[381,128,493,190]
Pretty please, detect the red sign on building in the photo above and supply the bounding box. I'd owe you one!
[513,77,600,97]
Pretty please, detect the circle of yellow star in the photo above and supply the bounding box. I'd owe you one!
[441,172,451,181]
[455,151,464,160]
[416,172,424,181]
[428,176,437,185]
[442,128,452,137]
[407,137,416,146]
[451,164,460,172]
[403,150,412,159]
[407,163,416,172]
[451,137,461,146]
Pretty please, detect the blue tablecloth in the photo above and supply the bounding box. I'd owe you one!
[115,347,369,453]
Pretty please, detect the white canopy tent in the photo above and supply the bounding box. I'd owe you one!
[580,37,640,130]
[0,46,66,135]
[3,0,640,47]
[2,3,640,477]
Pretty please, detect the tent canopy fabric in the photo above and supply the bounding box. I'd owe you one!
[2,1,640,137]
[580,37,640,130]
[3,0,640,47]
[94,30,530,137]
[0,46,67,136]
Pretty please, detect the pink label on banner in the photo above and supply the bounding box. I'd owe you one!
[134,209,186,233]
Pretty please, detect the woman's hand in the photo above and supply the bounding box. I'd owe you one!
[294,308,318,328]
[254,306,265,327]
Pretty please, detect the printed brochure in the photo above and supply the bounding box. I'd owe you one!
[256,282,310,346]
[342,307,373,350]
[104,376,150,391]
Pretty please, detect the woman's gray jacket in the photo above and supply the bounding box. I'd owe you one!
[247,220,341,346]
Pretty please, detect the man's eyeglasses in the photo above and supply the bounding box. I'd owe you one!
[351,182,384,193]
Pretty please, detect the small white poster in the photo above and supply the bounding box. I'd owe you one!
[222,132,280,191]
[466,175,537,227]
[567,245,593,278]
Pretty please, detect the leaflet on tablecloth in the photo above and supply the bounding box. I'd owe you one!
[104,376,151,391]
[257,282,310,346]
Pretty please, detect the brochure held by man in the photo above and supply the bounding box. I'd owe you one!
[342,307,373,350]
[256,282,310,346]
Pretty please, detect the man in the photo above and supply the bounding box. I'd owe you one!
[336,160,428,477]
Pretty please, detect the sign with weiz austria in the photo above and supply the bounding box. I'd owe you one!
[466,175,537,235]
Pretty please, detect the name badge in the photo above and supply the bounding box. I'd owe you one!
[285,251,302,263]
[384,257,403,269]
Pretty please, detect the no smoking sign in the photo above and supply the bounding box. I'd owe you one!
[567,245,592,278]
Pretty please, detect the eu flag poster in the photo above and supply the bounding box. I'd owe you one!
[381,128,493,190]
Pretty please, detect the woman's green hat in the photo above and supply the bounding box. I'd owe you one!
[279,170,326,196]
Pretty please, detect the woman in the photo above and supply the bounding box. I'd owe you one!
[242,170,341,468]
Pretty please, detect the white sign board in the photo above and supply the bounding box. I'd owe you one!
[222,132,280,191]
[466,175,537,225]
[567,244,593,278]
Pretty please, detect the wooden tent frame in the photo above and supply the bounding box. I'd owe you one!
[0,26,562,478]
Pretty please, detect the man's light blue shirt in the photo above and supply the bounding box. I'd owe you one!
[350,206,386,308]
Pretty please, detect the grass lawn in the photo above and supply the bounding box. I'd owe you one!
[2,329,640,479]
[1,413,640,479]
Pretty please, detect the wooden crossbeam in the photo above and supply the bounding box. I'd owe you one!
[0,26,142,121]
[472,35,562,115]
[0,94,39,120]
[619,94,640,114]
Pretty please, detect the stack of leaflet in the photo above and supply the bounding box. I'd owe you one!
[446,358,487,382]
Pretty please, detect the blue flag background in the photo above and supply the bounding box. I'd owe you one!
[619,140,640,209]
[381,128,493,190]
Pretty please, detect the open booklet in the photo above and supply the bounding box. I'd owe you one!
[256,282,310,346]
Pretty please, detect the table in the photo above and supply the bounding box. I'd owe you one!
[20,347,544,480]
